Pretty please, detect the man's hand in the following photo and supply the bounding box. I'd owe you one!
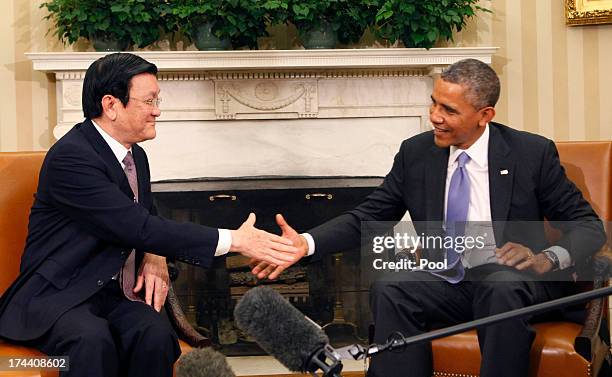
[495,242,553,275]
[134,253,170,312]
[250,214,308,280]
[230,213,299,266]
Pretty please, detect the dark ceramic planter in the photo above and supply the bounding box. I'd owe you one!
[193,22,231,51]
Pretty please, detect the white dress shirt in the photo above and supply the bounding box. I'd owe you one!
[92,120,231,256]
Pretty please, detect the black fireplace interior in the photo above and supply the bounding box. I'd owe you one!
[152,176,382,355]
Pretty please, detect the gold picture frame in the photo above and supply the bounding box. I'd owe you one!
[566,0,612,25]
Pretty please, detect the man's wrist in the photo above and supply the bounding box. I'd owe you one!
[216,229,232,256]
[143,252,164,261]
[543,250,560,271]
[301,233,315,256]
[545,246,572,270]
[297,235,309,256]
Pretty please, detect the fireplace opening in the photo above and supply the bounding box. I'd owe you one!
[152,176,382,355]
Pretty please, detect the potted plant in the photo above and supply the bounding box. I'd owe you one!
[336,0,380,45]
[284,0,340,49]
[161,0,287,50]
[373,0,490,48]
[284,0,380,49]
[41,0,164,51]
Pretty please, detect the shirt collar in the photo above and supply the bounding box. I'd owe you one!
[449,124,489,168]
[91,120,132,166]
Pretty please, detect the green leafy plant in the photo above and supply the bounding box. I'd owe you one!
[161,0,288,49]
[285,0,377,44]
[285,0,341,31]
[41,0,492,51]
[283,0,339,48]
[41,0,164,49]
[336,0,380,45]
[374,0,491,48]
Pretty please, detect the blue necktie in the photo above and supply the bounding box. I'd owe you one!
[439,152,471,283]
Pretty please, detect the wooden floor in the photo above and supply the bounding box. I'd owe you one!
[228,355,366,376]
[246,373,364,377]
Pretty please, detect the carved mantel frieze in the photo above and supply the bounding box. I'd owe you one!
[214,80,318,119]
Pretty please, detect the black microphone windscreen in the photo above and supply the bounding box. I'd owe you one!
[176,347,236,377]
[234,286,329,372]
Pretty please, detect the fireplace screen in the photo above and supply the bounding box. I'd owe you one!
[152,177,382,355]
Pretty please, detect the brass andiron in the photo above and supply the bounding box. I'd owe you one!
[185,264,198,325]
[322,252,361,346]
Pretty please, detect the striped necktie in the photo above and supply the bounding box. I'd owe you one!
[120,151,143,301]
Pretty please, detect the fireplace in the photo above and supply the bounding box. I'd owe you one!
[152,176,382,354]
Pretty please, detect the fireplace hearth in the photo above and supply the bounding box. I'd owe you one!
[153,176,382,355]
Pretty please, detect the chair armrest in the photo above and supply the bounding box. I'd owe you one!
[574,245,611,361]
[592,246,612,279]
[575,285,606,361]
[165,284,212,348]
[167,262,179,281]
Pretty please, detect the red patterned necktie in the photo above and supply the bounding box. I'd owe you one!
[120,151,142,301]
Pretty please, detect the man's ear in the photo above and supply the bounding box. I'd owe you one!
[101,95,118,121]
[479,106,496,127]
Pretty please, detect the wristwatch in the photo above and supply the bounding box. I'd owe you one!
[543,250,560,271]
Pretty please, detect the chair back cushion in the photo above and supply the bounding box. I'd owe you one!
[0,152,45,294]
[556,141,611,221]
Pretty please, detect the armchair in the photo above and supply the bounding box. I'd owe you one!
[431,141,612,377]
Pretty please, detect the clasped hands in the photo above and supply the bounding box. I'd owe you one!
[248,213,309,280]
[137,212,305,312]
[229,213,307,271]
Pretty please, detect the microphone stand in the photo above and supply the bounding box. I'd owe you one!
[337,285,612,360]
[306,344,343,377]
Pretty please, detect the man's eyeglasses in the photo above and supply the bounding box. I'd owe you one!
[130,97,162,108]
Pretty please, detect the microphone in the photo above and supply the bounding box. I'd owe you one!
[234,286,343,376]
[175,347,236,377]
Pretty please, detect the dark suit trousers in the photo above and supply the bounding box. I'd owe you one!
[31,280,180,377]
[367,264,566,377]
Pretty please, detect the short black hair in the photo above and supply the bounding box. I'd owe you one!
[82,53,158,119]
[440,58,500,109]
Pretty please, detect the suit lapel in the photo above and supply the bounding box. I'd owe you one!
[79,119,134,200]
[425,145,449,222]
[488,124,516,244]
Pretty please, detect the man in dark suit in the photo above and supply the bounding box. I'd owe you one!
[251,59,606,377]
[0,53,300,377]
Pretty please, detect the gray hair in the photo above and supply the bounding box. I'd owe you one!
[440,58,500,109]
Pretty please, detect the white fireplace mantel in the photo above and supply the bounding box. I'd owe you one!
[26,48,496,72]
[27,48,497,181]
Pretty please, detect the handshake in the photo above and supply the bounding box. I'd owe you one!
[229,213,308,280]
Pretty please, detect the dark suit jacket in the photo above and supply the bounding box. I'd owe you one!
[309,122,605,273]
[0,119,219,341]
